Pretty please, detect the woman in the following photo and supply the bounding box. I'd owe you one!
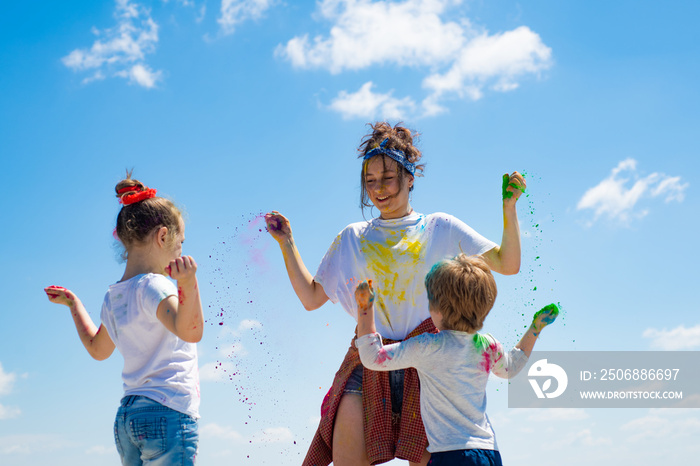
[265,122,525,466]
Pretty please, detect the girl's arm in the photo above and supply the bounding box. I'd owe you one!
[265,211,329,311]
[482,172,526,275]
[44,286,115,361]
[157,256,204,343]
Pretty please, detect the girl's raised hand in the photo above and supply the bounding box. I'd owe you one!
[502,171,527,204]
[355,279,375,311]
[264,211,292,243]
[166,256,198,282]
[44,286,76,307]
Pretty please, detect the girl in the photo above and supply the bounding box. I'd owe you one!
[265,122,526,466]
[45,176,203,465]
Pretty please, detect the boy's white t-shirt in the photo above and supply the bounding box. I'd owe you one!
[315,212,497,340]
[357,330,528,453]
[100,273,200,418]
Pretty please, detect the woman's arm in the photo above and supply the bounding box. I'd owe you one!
[265,211,329,311]
[44,286,115,361]
[482,172,526,275]
[157,256,204,343]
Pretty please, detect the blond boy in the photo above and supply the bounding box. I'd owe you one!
[356,254,558,466]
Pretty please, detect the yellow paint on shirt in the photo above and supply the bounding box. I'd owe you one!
[360,227,426,329]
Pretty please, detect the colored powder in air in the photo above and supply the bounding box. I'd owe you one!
[502,174,512,199]
[239,214,271,270]
[533,303,560,323]
[502,173,526,200]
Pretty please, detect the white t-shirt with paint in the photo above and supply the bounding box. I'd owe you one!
[357,331,528,453]
[101,273,200,418]
[314,212,497,340]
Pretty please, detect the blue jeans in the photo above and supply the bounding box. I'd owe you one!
[114,395,199,465]
[428,449,503,466]
[344,366,405,414]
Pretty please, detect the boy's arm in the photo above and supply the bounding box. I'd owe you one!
[482,172,526,276]
[489,303,560,379]
[44,286,115,361]
[356,280,376,337]
[355,280,417,371]
[516,303,560,357]
[157,256,204,343]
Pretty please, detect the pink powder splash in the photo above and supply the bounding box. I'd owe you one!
[239,214,271,271]
[375,347,393,365]
[478,342,503,372]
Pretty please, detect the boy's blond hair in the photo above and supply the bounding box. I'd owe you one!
[424,254,497,333]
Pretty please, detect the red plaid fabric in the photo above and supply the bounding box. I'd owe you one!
[303,318,438,466]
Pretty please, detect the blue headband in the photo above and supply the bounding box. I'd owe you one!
[363,138,416,175]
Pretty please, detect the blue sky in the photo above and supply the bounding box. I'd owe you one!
[1,0,699,464]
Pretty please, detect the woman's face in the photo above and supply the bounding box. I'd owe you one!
[364,156,414,219]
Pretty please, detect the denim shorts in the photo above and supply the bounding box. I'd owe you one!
[427,449,502,466]
[114,395,199,465]
[344,366,405,414]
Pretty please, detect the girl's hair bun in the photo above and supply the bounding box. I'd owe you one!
[115,175,145,201]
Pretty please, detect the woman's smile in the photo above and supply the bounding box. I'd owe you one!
[364,156,413,219]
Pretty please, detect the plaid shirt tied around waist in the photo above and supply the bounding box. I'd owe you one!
[303,318,438,466]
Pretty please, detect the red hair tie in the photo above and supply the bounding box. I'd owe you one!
[119,188,157,205]
[117,186,140,195]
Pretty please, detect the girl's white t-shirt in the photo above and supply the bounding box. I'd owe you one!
[100,273,200,418]
[314,212,497,340]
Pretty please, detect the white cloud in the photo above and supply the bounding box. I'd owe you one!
[278,0,464,73]
[62,0,161,88]
[85,445,113,455]
[218,0,274,35]
[0,434,68,455]
[200,423,293,444]
[200,320,263,381]
[329,81,417,120]
[0,363,16,396]
[116,63,162,88]
[250,426,294,444]
[277,0,552,118]
[577,159,688,225]
[525,408,590,422]
[238,319,263,332]
[643,324,700,350]
[0,404,21,420]
[422,25,551,102]
[621,412,700,443]
[0,363,20,420]
[551,428,613,449]
[200,422,245,441]
[199,360,239,382]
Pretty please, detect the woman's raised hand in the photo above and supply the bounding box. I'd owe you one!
[264,211,293,243]
[502,171,527,204]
